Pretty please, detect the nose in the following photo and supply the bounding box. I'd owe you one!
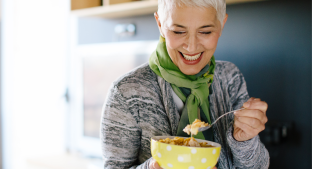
[183,34,197,53]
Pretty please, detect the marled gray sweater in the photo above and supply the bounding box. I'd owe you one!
[100,61,269,169]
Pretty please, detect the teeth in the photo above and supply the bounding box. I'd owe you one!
[182,52,202,61]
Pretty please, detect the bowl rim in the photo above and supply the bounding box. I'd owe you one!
[151,136,221,149]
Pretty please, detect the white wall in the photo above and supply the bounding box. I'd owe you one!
[1,0,70,169]
[0,1,2,168]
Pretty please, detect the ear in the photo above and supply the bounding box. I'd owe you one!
[222,14,228,29]
[220,13,228,36]
[154,12,164,37]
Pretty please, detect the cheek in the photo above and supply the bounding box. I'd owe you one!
[165,34,183,49]
[166,44,179,63]
[202,34,220,49]
[162,27,184,48]
[164,35,180,63]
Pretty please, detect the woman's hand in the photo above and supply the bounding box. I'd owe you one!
[149,160,162,169]
[149,159,217,169]
[233,97,268,142]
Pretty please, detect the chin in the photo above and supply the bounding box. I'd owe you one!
[180,67,201,76]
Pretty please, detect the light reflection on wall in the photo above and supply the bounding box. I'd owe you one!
[83,54,139,137]
[2,0,69,168]
[77,41,158,139]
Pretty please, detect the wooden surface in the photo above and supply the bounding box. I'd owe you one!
[103,0,136,6]
[71,0,265,18]
[71,0,102,10]
[71,0,158,18]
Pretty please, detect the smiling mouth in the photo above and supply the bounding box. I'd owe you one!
[180,52,203,61]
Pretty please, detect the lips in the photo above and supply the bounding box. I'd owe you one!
[179,52,203,65]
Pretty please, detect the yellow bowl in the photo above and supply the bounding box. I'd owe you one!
[151,136,221,169]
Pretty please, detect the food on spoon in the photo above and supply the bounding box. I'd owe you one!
[158,137,214,147]
[183,119,211,135]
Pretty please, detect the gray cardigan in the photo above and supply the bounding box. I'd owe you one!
[100,61,269,169]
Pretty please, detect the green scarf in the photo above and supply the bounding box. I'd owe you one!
[149,36,216,140]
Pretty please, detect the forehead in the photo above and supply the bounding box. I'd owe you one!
[164,5,219,28]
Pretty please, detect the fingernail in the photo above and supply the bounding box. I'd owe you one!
[243,101,250,108]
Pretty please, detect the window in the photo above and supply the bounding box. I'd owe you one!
[69,40,158,157]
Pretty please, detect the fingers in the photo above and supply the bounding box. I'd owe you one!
[235,116,265,131]
[233,98,268,140]
[235,98,268,125]
[212,167,217,169]
[149,160,162,169]
[235,109,268,124]
[234,118,262,137]
[251,97,261,101]
[243,98,268,114]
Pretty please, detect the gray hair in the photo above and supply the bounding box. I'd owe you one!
[158,0,226,28]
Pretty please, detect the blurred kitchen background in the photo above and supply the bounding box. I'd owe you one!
[0,0,311,169]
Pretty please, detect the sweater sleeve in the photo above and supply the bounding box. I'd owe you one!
[100,84,151,169]
[226,63,270,169]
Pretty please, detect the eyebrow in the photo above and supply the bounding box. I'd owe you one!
[173,24,214,28]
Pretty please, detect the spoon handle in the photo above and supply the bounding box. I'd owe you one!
[198,108,245,132]
[211,108,245,126]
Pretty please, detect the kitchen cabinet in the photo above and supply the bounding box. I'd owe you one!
[71,0,264,19]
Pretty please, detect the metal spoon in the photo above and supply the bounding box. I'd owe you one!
[198,108,245,132]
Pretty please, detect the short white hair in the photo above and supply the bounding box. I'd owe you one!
[158,0,226,28]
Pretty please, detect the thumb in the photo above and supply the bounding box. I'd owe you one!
[153,161,162,169]
[150,160,162,169]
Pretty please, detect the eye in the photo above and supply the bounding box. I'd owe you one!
[173,31,185,34]
[200,31,212,35]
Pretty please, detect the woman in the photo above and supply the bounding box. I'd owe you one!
[100,0,269,168]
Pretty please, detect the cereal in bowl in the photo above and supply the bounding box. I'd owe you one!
[158,137,214,147]
[158,119,214,147]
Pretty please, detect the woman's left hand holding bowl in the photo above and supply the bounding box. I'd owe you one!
[233,97,268,141]
[149,160,162,169]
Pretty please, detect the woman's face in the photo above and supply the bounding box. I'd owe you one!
[155,6,227,75]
